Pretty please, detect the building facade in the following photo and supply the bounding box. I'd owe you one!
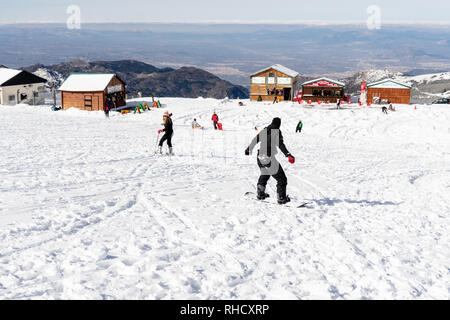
[366,79,411,105]
[250,64,300,102]
[0,68,47,106]
[302,78,346,103]
[59,73,126,111]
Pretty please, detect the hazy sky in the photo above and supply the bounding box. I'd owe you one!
[1,0,449,24]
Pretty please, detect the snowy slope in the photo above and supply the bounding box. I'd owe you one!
[397,72,450,85]
[0,99,449,299]
[32,67,65,87]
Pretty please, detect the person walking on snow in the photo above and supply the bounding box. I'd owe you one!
[296,120,303,133]
[104,101,111,118]
[273,96,278,104]
[212,112,219,130]
[245,118,295,205]
[158,111,174,155]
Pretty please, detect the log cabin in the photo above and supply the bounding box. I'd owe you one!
[59,73,126,111]
[250,65,300,102]
[366,79,411,105]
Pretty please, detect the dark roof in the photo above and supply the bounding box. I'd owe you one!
[1,70,47,87]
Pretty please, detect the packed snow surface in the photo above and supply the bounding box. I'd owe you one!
[0,99,449,299]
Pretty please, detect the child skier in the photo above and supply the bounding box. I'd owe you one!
[296,120,303,133]
[212,112,219,130]
[245,118,295,205]
[192,118,204,129]
[104,102,111,118]
[158,111,174,155]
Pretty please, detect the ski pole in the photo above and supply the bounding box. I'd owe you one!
[154,132,161,153]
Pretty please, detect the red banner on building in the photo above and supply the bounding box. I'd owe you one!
[361,82,367,93]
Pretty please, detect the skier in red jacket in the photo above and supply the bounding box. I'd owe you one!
[212,112,219,130]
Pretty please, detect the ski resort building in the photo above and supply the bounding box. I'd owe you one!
[366,79,412,105]
[0,67,47,106]
[250,64,300,102]
[59,73,126,111]
[301,78,346,103]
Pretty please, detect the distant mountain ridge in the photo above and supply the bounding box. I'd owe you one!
[23,60,249,99]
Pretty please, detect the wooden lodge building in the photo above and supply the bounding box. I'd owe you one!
[301,77,346,103]
[59,73,126,111]
[250,64,300,102]
[366,79,412,105]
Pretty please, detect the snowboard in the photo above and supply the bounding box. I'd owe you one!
[244,192,312,208]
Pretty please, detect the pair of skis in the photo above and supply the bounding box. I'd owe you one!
[244,192,312,208]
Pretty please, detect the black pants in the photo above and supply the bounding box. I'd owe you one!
[296,127,302,133]
[159,132,173,148]
[213,122,218,130]
[257,158,288,196]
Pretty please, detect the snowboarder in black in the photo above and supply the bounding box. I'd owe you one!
[245,118,295,205]
[158,111,174,155]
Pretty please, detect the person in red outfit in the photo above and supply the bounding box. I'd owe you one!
[212,112,219,130]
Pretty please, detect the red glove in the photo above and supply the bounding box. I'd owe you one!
[288,156,296,164]
[158,130,163,134]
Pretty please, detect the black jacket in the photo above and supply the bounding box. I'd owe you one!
[163,117,173,134]
[248,118,290,158]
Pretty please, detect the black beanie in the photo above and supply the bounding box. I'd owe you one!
[271,117,281,129]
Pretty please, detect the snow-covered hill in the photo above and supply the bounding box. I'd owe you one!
[398,72,450,84]
[0,99,449,299]
[32,67,65,87]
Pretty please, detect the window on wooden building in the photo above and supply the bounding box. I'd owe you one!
[84,95,93,108]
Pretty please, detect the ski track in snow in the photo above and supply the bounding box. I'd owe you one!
[0,99,449,299]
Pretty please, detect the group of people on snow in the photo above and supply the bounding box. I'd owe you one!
[156,108,302,205]
[157,111,225,155]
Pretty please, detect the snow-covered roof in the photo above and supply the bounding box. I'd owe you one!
[367,78,411,89]
[59,73,116,92]
[302,77,346,87]
[0,68,21,86]
[251,64,299,78]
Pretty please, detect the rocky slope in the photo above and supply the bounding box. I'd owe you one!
[24,60,249,99]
